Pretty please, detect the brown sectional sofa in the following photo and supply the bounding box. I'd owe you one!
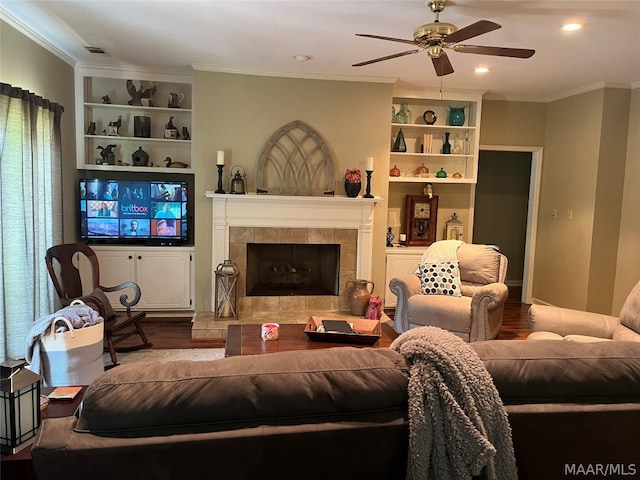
[32,340,640,480]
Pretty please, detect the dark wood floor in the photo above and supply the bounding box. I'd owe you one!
[131,287,530,349]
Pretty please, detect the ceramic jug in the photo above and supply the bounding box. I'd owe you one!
[168,92,185,108]
[346,279,375,316]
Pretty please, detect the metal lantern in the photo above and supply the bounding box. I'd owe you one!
[445,212,464,241]
[1,359,42,454]
[228,165,246,194]
[214,260,239,319]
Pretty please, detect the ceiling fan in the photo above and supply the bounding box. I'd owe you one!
[353,0,535,76]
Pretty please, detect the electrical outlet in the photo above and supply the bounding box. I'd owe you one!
[567,209,573,220]
[551,208,557,219]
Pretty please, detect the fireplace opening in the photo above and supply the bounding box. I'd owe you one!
[246,243,340,296]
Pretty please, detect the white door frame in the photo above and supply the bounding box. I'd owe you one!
[478,145,543,304]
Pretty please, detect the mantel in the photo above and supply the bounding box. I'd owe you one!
[205,192,383,312]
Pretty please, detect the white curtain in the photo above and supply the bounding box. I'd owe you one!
[0,83,63,362]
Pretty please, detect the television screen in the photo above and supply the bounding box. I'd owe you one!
[80,179,189,245]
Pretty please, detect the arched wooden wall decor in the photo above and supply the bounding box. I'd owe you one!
[256,120,336,196]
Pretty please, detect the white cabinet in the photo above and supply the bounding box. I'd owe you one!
[80,246,194,311]
[75,67,194,173]
[390,89,482,184]
[384,248,425,307]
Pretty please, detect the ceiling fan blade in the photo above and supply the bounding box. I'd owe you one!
[454,44,535,58]
[355,33,418,46]
[353,49,420,67]
[444,20,501,44]
[432,51,454,77]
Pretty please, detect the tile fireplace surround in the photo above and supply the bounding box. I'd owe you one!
[194,193,381,338]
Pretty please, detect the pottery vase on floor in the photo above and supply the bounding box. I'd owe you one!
[346,279,375,316]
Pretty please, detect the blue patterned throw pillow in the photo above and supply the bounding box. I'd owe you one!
[417,261,462,297]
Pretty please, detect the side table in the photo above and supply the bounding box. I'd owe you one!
[1,386,85,480]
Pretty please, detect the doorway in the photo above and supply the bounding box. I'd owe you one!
[476,146,543,303]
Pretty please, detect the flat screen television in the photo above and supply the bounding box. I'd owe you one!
[79,178,189,245]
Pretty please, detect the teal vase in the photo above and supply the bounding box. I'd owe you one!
[448,106,465,126]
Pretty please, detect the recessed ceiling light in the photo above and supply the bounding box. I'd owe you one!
[293,55,313,62]
[562,22,583,31]
[475,67,489,73]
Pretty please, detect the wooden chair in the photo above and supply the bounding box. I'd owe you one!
[45,243,152,366]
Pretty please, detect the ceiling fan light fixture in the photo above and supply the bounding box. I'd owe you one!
[427,44,443,58]
[562,22,583,31]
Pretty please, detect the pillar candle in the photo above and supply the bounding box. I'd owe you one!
[366,156,374,171]
[216,151,225,165]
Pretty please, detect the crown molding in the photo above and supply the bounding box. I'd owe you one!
[0,7,76,67]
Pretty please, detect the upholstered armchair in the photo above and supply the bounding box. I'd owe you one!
[528,280,640,342]
[389,243,509,341]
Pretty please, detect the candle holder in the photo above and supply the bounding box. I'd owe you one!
[215,164,225,194]
[363,170,374,198]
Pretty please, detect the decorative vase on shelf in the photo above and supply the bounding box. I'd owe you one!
[448,106,465,126]
[436,168,448,178]
[396,103,412,124]
[392,129,407,152]
[389,165,401,177]
[386,227,395,247]
[344,169,362,197]
[442,131,451,154]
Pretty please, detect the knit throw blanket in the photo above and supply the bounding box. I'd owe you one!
[391,327,517,480]
[415,240,464,274]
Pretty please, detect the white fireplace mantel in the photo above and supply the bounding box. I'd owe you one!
[205,192,382,294]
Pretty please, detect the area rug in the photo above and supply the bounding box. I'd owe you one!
[104,348,225,365]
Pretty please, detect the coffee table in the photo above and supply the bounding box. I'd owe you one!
[225,322,399,357]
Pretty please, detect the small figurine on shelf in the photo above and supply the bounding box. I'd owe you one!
[96,145,117,165]
[423,183,433,199]
[126,80,157,106]
[182,126,191,140]
[101,95,112,104]
[164,116,179,139]
[105,116,122,136]
[86,122,96,135]
[164,157,189,168]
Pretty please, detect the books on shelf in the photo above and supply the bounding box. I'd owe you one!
[422,134,433,154]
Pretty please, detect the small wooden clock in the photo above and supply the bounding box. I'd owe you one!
[404,194,438,247]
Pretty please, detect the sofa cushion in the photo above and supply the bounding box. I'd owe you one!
[457,244,501,285]
[619,281,640,334]
[74,347,409,437]
[471,340,640,404]
[417,261,462,297]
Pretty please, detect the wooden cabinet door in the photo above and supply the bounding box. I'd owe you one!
[384,251,424,307]
[134,249,192,310]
